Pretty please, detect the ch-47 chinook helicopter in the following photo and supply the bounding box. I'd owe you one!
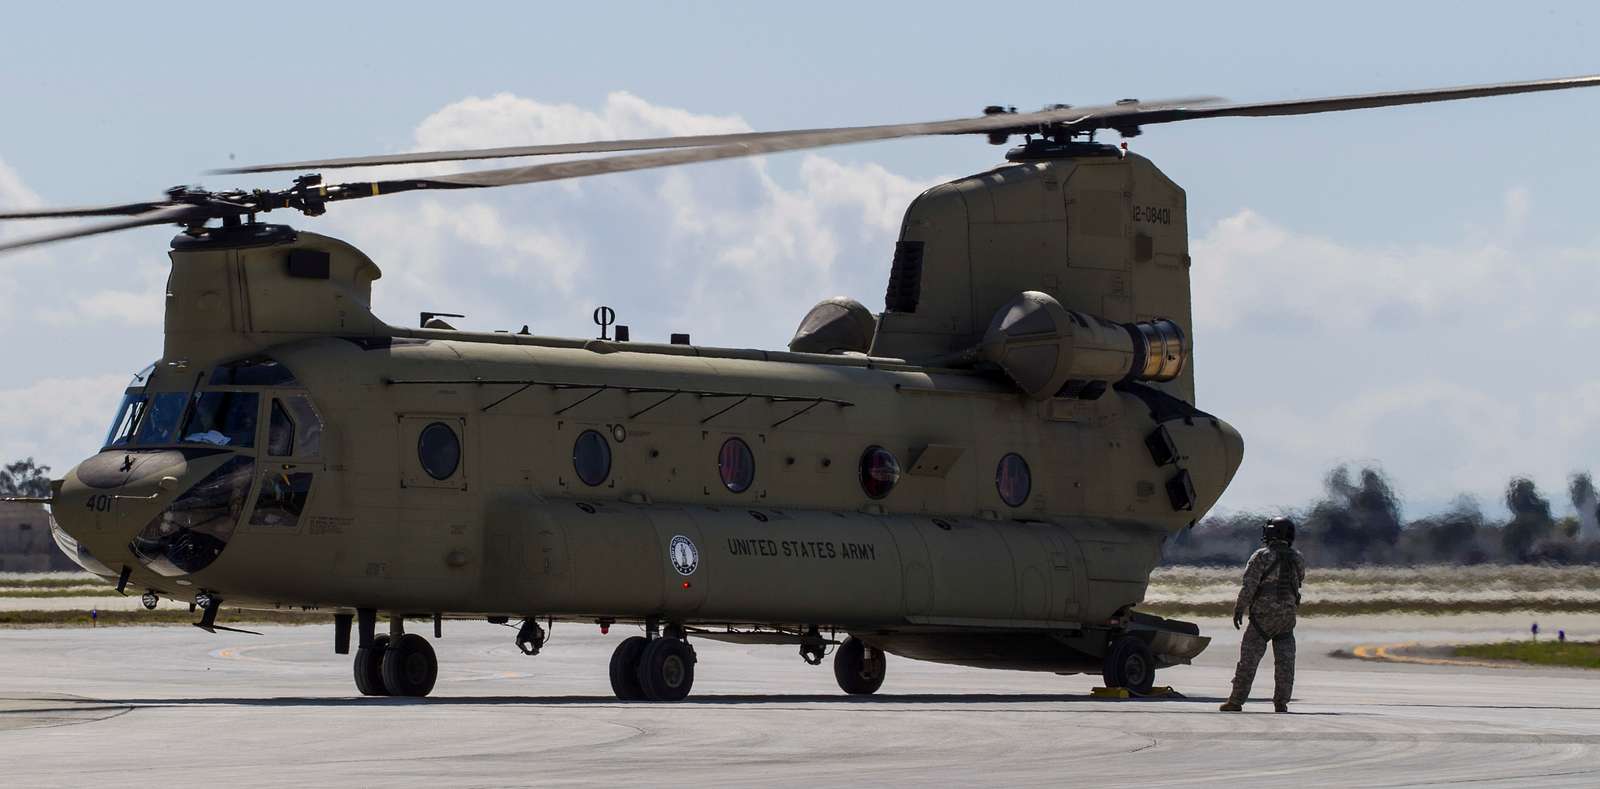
[3,74,1597,701]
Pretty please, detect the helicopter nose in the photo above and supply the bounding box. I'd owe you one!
[51,449,230,577]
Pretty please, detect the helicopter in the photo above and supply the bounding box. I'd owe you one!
[2,74,1597,701]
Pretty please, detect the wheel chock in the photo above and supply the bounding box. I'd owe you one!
[1092,686,1182,699]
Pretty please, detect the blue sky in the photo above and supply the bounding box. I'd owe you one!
[2,1,1598,519]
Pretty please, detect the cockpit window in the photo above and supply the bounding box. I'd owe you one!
[131,392,189,445]
[209,356,297,387]
[105,394,146,448]
[129,363,156,389]
[181,392,259,447]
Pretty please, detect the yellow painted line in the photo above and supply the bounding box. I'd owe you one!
[1349,642,1516,669]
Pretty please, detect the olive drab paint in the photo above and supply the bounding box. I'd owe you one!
[51,149,1233,688]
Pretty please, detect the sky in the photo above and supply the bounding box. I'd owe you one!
[1,1,1598,520]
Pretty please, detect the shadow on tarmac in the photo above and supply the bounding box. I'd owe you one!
[91,691,1242,708]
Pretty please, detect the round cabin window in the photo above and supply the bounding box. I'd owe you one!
[573,429,612,487]
[859,445,901,500]
[718,437,756,493]
[996,452,1032,507]
[417,422,461,480]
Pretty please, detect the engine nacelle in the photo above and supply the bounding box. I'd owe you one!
[981,291,1185,399]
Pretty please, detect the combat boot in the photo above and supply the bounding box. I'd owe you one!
[1219,701,1242,712]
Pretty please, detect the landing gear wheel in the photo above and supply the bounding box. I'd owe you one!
[1102,635,1156,694]
[609,636,650,700]
[380,633,438,697]
[833,636,886,695]
[637,637,696,702]
[353,634,390,696]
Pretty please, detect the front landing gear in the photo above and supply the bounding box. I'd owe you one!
[609,630,697,701]
[833,636,886,695]
[353,634,390,696]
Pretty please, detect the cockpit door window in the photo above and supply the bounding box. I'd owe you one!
[267,400,294,456]
[248,471,315,528]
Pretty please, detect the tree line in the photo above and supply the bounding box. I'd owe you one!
[1165,465,1600,566]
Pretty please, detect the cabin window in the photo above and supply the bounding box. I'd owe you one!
[181,392,259,448]
[573,429,612,487]
[718,437,756,493]
[859,445,901,500]
[248,472,315,528]
[417,422,461,480]
[996,453,1032,507]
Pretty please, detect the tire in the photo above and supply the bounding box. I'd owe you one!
[1102,636,1156,694]
[353,634,390,696]
[832,636,886,695]
[636,638,696,702]
[609,636,650,701]
[380,633,438,697]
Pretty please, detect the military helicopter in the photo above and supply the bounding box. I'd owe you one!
[2,75,1596,701]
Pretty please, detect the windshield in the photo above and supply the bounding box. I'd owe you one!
[181,391,259,447]
[105,393,146,448]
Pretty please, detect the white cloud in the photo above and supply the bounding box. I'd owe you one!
[1196,193,1600,516]
[323,91,937,346]
[0,373,128,473]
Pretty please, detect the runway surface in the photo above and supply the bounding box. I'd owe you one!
[2,613,1598,788]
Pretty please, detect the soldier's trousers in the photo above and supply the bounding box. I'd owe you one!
[1228,623,1295,704]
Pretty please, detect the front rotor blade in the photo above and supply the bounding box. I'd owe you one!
[0,201,171,220]
[214,128,858,174]
[218,96,1223,176]
[0,204,199,253]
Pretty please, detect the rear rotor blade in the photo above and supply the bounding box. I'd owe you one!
[1070,73,1600,132]
[218,96,1223,176]
[0,204,200,253]
[338,96,1215,194]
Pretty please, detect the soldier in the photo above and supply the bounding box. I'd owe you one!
[1220,517,1305,713]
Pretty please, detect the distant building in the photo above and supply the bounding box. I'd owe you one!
[0,502,74,572]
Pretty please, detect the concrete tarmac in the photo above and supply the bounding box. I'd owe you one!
[2,613,1598,788]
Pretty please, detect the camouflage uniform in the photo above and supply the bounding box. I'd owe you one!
[1227,540,1306,706]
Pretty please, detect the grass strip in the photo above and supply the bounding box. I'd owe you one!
[1144,598,1600,618]
[1453,640,1600,669]
[0,609,330,627]
[0,588,122,598]
[0,577,103,589]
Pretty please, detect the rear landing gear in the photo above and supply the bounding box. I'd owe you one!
[609,631,697,701]
[1102,635,1156,694]
[833,636,886,695]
